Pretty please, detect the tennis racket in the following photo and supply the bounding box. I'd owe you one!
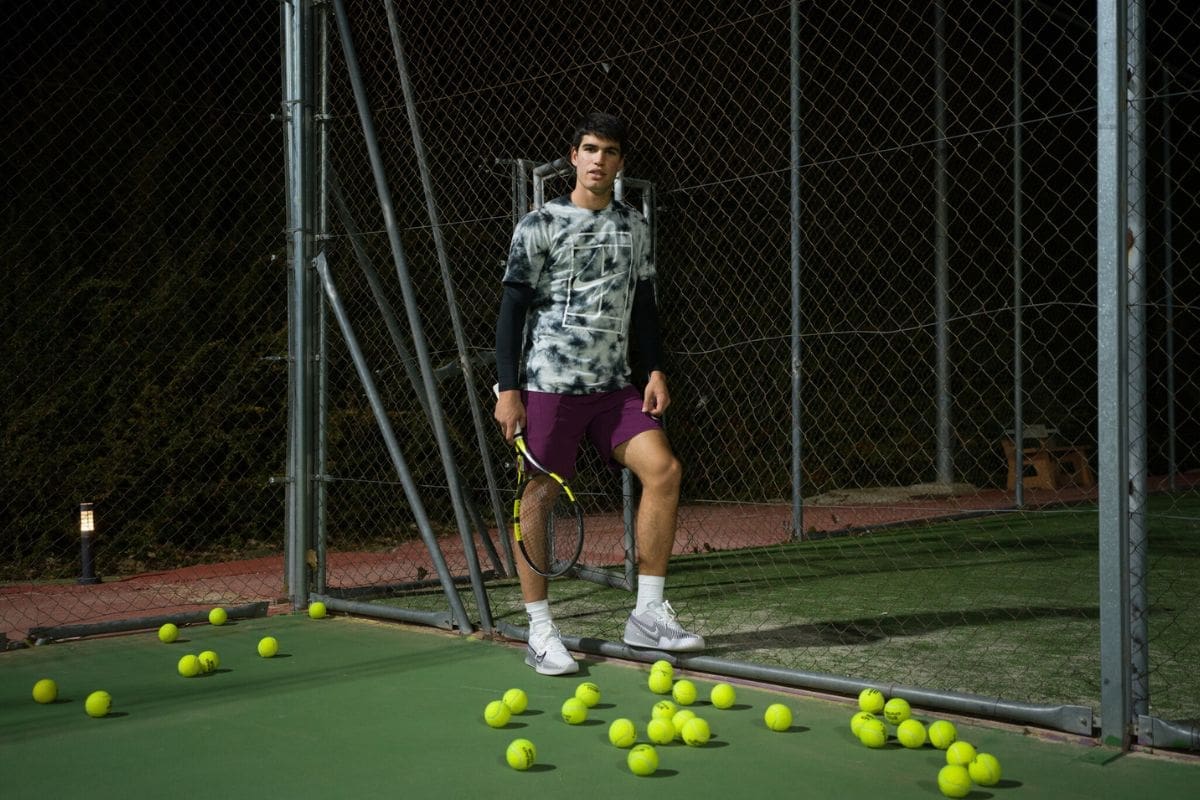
[494,385,585,578]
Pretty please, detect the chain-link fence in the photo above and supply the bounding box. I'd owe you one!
[1,1,287,640]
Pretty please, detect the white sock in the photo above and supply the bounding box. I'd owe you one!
[635,575,666,614]
[525,600,552,630]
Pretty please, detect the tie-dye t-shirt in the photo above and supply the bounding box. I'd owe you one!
[504,195,654,394]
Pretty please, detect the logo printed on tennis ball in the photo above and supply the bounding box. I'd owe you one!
[764,703,793,731]
[937,764,972,798]
[575,681,601,708]
[652,699,678,720]
[883,696,912,725]
[681,716,711,746]
[647,717,675,744]
[858,717,888,748]
[561,697,588,725]
[896,718,928,748]
[177,654,201,677]
[627,744,659,776]
[710,682,736,709]
[506,738,536,770]
[502,688,528,715]
[850,711,877,737]
[608,718,637,748]
[208,607,227,626]
[858,687,885,714]
[158,623,179,643]
[484,700,512,728]
[84,690,112,718]
[648,670,673,694]
[197,650,220,674]
[257,636,279,658]
[308,601,327,619]
[968,752,1002,786]
[671,679,697,706]
[945,740,977,767]
[32,679,58,704]
[928,719,958,750]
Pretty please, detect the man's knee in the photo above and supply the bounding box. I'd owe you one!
[643,452,682,493]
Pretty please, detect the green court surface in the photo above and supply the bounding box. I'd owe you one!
[2,615,1195,799]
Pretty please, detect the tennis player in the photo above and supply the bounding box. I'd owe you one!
[494,112,705,675]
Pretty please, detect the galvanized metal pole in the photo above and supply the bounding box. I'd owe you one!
[933,0,954,484]
[790,0,805,540]
[1011,0,1026,510]
[314,0,331,598]
[1160,69,1177,491]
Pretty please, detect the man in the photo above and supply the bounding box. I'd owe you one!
[494,112,704,676]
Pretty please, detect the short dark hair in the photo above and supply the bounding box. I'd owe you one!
[571,112,628,152]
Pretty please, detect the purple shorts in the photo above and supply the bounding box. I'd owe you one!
[521,385,663,480]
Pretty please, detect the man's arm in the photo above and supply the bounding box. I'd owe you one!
[494,281,533,440]
[631,278,670,416]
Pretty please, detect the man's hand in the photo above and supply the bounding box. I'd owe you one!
[642,371,670,418]
[494,389,526,443]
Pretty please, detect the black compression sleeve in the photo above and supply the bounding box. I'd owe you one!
[495,282,533,390]
[631,279,664,376]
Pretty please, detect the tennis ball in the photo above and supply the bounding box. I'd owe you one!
[177,654,201,677]
[850,711,877,737]
[308,601,327,619]
[763,703,793,732]
[197,650,220,674]
[710,682,736,709]
[681,716,711,747]
[858,687,885,714]
[257,636,279,658]
[896,718,928,748]
[561,697,588,725]
[928,720,958,750]
[968,752,1002,786]
[608,718,637,748]
[627,743,658,776]
[652,699,678,720]
[208,607,228,626]
[502,688,528,715]
[648,670,673,694]
[158,623,179,643]
[945,740,977,766]
[858,717,888,748]
[84,690,112,718]
[937,764,972,798]
[506,738,536,770]
[647,717,675,745]
[883,696,912,725]
[32,678,58,704]
[671,679,697,706]
[575,681,601,708]
[671,708,697,739]
[485,699,512,728]
[651,659,674,678]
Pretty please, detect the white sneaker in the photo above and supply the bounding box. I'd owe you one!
[526,622,579,675]
[623,599,705,651]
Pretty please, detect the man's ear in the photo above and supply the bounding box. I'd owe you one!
[569,146,579,167]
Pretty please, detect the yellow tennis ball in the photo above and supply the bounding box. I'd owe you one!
[883,697,912,725]
[671,679,697,706]
[84,690,111,718]
[937,764,972,798]
[647,717,675,745]
[32,678,58,704]
[710,682,736,709]
[850,711,877,737]
[502,688,528,715]
[648,670,673,694]
[575,681,601,708]
[608,718,637,748]
[627,744,658,776]
[858,687,885,714]
[968,752,1002,786]
[561,697,588,725]
[257,636,279,658]
[158,623,179,643]
[945,740,977,766]
[858,717,888,748]
[208,607,227,626]
[681,716,711,747]
[651,659,674,678]
[177,654,201,677]
[197,650,220,674]
[928,720,958,750]
[764,703,793,732]
[896,718,927,748]
[308,601,327,619]
[484,699,512,728]
[506,738,536,770]
[652,699,678,720]
[671,708,697,738]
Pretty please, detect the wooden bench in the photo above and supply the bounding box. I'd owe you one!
[1001,424,1096,491]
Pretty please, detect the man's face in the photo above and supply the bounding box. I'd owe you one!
[571,133,624,196]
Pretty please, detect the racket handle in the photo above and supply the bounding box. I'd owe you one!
[492,383,523,435]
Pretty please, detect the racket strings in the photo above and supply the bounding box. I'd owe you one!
[517,476,582,576]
